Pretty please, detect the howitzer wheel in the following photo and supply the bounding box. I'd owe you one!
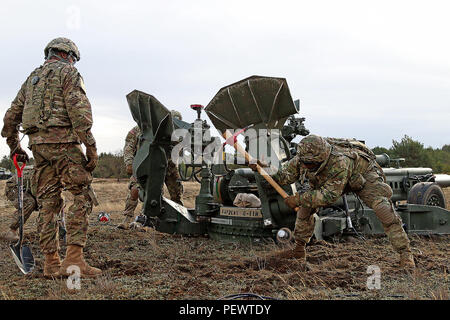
[407,182,447,209]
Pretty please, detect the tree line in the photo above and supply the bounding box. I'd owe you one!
[372,135,450,173]
[1,135,449,177]
[0,151,129,179]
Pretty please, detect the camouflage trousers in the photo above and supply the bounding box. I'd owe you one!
[32,143,93,254]
[356,164,411,254]
[294,164,411,254]
[122,159,183,217]
[123,176,139,217]
[4,185,37,230]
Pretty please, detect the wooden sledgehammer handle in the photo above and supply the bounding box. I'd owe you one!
[223,130,290,199]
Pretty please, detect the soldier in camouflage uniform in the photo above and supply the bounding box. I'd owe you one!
[117,111,184,229]
[260,134,415,268]
[2,166,37,242]
[1,38,101,278]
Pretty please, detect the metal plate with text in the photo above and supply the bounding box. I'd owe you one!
[219,207,263,218]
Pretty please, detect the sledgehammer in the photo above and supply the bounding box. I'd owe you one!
[222,129,298,211]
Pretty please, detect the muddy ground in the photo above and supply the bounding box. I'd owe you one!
[0,179,448,300]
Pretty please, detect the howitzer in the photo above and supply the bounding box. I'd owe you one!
[128,75,450,242]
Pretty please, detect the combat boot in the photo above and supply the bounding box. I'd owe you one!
[399,250,416,269]
[3,228,19,242]
[60,245,102,278]
[44,251,61,278]
[384,222,415,269]
[117,215,134,230]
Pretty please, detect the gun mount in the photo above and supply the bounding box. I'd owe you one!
[128,76,450,242]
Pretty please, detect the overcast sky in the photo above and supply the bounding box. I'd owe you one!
[0,0,449,158]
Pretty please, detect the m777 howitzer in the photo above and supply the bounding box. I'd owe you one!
[127,76,450,243]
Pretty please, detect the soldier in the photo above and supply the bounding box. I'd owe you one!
[118,110,184,229]
[171,110,182,121]
[2,166,37,242]
[253,134,415,268]
[1,37,101,278]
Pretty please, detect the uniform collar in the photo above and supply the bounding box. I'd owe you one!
[45,56,72,65]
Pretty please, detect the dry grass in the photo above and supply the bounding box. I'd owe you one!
[0,179,448,300]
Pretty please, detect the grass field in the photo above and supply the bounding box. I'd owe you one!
[0,179,448,300]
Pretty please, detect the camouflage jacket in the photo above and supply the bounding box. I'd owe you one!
[123,126,141,166]
[273,141,374,209]
[1,58,93,146]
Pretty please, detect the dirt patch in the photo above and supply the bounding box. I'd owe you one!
[0,180,448,300]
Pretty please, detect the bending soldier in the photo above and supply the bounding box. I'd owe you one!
[253,134,415,268]
[1,37,101,278]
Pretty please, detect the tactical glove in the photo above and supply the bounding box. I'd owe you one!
[77,130,96,147]
[85,144,98,172]
[11,146,29,163]
[6,136,29,163]
[284,193,300,210]
[126,164,133,176]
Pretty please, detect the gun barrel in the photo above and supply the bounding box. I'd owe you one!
[435,174,450,188]
[375,153,390,167]
[382,167,433,176]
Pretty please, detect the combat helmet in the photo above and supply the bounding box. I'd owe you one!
[44,37,80,61]
[297,134,332,167]
[171,110,182,121]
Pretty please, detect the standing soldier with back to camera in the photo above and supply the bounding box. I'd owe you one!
[1,37,101,278]
[252,134,415,268]
[118,110,184,229]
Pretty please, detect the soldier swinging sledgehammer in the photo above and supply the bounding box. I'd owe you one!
[250,134,416,269]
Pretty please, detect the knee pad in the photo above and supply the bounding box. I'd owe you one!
[372,198,401,226]
[379,182,393,199]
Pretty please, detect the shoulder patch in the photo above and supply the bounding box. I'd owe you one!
[31,76,40,85]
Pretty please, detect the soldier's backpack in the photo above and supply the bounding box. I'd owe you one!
[325,137,376,162]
